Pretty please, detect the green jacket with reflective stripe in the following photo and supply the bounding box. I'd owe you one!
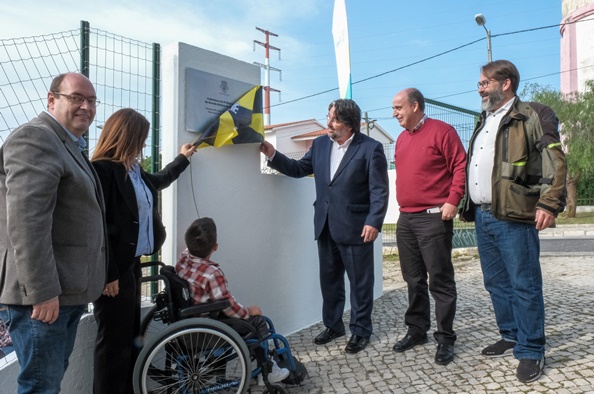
[461,97,567,223]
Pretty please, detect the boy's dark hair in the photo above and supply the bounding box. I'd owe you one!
[185,217,217,258]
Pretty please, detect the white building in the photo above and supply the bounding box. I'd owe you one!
[262,119,400,224]
[263,119,394,156]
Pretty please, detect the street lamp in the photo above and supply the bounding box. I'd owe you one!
[474,13,492,63]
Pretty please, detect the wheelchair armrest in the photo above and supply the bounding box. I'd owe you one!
[178,299,231,319]
[139,261,166,270]
[138,274,168,285]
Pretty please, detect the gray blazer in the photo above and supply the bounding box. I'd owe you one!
[0,112,107,306]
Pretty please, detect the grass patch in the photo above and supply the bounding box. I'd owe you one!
[556,211,594,225]
[383,211,594,231]
[383,248,478,263]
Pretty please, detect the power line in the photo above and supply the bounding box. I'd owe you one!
[364,63,594,115]
[271,16,594,110]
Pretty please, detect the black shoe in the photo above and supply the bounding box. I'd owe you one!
[517,357,545,383]
[345,335,369,354]
[435,343,455,365]
[313,328,344,345]
[392,334,428,352]
[481,339,516,357]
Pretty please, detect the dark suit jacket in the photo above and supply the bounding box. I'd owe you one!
[92,155,190,282]
[268,132,389,244]
[0,112,107,306]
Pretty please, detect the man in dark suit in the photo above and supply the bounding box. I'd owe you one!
[260,99,389,354]
[0,73,107,393]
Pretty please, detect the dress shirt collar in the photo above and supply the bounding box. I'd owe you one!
[406,114,428,134]
[486,96,515,118]
[329,132,354,149]
[44,110,87,151]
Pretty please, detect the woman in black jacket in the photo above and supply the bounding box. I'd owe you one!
[91,108,195,394]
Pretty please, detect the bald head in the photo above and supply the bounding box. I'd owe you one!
[47,73,97,137]
[392,88,425,131]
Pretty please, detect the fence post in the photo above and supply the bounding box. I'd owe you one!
[80,20,90,155]
[150,43,161,280]
[151,43,161,173]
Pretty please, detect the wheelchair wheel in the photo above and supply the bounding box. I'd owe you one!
[133,318,251,394]
[262,384,287,394]
[139,305,169,346]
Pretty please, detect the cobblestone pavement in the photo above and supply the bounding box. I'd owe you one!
[250,251,594,393]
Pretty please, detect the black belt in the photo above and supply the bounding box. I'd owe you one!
[479,203,491,211]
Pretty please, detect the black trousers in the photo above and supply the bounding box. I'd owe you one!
[317,224,375,338]
[93,259,141,394]
[396,212,457,344]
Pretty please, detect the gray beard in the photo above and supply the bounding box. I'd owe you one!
[481,87,505,112]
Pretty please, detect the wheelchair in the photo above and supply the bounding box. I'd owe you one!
[133,261,307,394]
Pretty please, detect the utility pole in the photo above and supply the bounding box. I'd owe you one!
[363,112,375,136]
[253,27,281,126]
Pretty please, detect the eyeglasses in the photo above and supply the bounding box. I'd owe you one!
[477,80,498,89]
[326,114,342,123]
[52,92,100,108]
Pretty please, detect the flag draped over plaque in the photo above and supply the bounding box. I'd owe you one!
[194,86,264,149]
[332,0,352,99]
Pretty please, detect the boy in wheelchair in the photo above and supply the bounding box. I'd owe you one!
[175,217,290,385]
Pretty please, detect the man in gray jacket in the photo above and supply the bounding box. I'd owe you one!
[0,72,107,393]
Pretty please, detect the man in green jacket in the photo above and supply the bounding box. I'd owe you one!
[461,60,566,384]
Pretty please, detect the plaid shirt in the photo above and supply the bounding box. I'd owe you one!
[0,319,11,348]
[175,249,249,319]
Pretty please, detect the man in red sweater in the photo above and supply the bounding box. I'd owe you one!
[391,88,466,366]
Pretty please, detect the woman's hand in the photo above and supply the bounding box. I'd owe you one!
[103,280,120,297]
[180,143,196,159]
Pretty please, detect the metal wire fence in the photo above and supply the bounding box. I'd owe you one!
[0,29,80,142]
[0,21,160,163]
[0,21,161,301]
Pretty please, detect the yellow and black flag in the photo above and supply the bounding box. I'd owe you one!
[193,86,264,149]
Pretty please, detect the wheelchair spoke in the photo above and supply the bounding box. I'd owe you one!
[134,318,251,393]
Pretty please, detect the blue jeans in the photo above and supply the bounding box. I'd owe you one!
[475,208,545,360]
[1,344,15,355]
[0,304,85,394]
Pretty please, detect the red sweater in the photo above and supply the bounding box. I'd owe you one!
[395,118,466,212]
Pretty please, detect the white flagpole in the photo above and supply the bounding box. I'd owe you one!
[332,0,352,99]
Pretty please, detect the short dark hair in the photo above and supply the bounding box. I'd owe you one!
[185,217,217,258]
[405,88,425,112]
[328,99,361,133]
[481,60,520,94]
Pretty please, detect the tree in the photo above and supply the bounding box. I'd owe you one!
[522,80,594,217]
[140,155,153,173]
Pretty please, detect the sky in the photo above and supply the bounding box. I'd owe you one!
[0,0,564,137]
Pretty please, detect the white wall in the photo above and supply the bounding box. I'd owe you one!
[386,169,399,224]
[161,42,384,335]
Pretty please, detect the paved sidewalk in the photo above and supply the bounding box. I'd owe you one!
[254,252,594,393]
[539,223,594,238]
